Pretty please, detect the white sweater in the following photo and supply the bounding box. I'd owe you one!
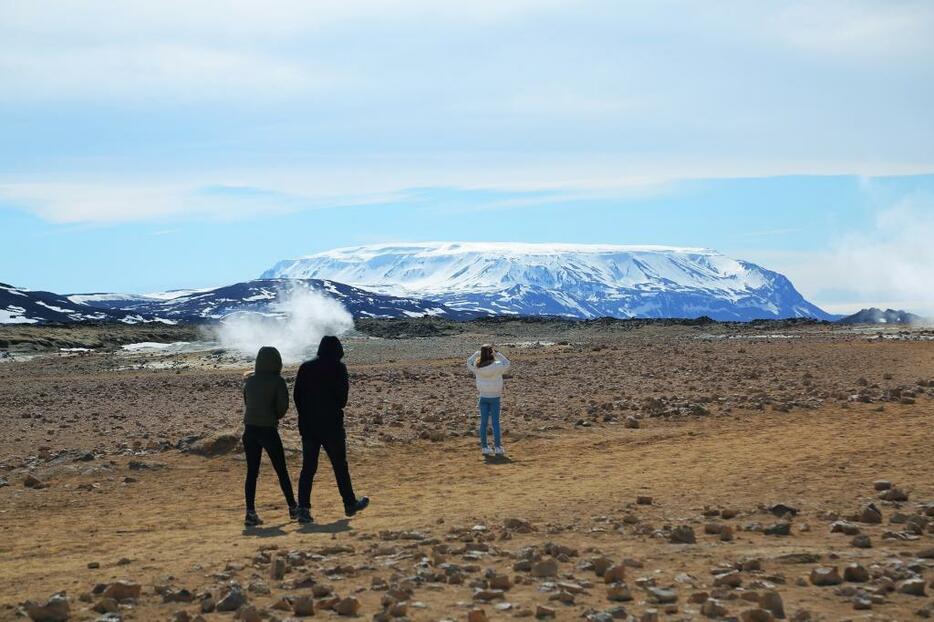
[467,351,511,397]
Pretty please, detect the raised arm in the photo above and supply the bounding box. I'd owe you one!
[466,351,479,370]
[495,351,511,372]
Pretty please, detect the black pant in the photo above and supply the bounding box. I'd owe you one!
[243,425,296,512]
[298,429,356,509]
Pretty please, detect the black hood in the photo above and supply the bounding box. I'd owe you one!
[317,335,344,360]
[254,346,283,374]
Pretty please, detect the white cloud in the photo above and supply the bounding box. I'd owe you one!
[752,198,934,316]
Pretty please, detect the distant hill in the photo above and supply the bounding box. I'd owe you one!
[837,307,926,325]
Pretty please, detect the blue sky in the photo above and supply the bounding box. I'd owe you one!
[1,1,933,313]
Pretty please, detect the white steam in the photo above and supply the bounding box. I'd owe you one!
[214,285,354,363]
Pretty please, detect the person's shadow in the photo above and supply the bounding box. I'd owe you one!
[298,518,352,535]
[484,455,515,465]
[241,523,289,538]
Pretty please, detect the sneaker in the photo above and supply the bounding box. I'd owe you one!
[244,511,263,527]
[494,446,506,456]
[288,506,299,521]
[296,507,314,524]
[481,446,493,456]
[344,496,370,517]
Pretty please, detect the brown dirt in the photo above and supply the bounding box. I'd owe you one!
[1,324,932,621]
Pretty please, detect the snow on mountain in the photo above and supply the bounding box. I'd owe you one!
[66,279,465,322]
[1,282,117,324]
[262,242,834,321]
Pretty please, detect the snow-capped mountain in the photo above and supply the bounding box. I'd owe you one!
[1,282,136,324]
[262,242,835,321]
[1,279,465,325]
[68,279,463,322]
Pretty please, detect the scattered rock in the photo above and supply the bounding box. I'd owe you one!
[873,480,892,491]
[636,495,653,505]
[809,567,843,587]
[335,596,361,616]
[535,605,556,619]
[24,593,70,622]
[858,503,883,524]
[843,563,869,583]
[531,558,558,577]
[102,581,141,602]
[216,587,247,612]
[607,584,632,602]
[851,534,872,548]
[292,595,315,617]
[740,608,774,622]
[468,609,488,622]
[669,526,696,544]
[759,590,784,619]
[604,564,626,584]
[185,431,240,457]
[23,474,46,489]
[702,598,729,617]
[899,578,927,596]
[879,487,909,502]
[625,416,640,429]
[647,587,678,604]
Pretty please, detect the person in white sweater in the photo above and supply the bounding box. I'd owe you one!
[467,344,511,456]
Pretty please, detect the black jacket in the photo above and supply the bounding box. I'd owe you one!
[294,336,349,436]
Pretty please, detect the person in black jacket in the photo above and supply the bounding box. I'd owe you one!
[293,335,369,523]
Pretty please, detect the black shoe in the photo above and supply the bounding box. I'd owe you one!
[344,496,369,517]
[297,507,314,524]
[289,506,299,521]
[244,511,264,527]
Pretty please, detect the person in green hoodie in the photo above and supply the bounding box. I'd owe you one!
[242,346,297,527]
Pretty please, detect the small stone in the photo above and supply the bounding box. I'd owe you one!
[467,609,488,622]
[604,564,626,584]
[873,480,892,491]
[843,563,869,583]
[641,609,659,622]
[625,416,640,429]
[879,487,909,502]
[23,474,46,489]
[830,521,860,535]
[636,495,652,505]
[535,605,556,619]
[94,598,119,613]
[759,590,785,619]
[809,567,842,587]
[87,562,100,569]
[740,609,774,622]
[531,558,558,577]
[290,595,314,616]
[713,571,742,588]
[25,593,70,622]
[235,605,262,622]
[335,596,361,616]
[270,556,286,581]
[720,525,735,541]
[702,599,729,617]
[216,587,247,612]
[647,587,678,604]
[489,574,512,590]
[669,526,696,544]
[859,503,882,524]
[852,596,872,610]
[607,583,633,602]
[851,534,872,548]
[899,578,927,596]
[764,522,791,536]
[102,581,141,602]
[591,556,613,577]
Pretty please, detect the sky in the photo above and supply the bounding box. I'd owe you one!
[1,1,933,314]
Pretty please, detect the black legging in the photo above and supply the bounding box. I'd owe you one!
[243,425,296,511]
[298,429,356,509]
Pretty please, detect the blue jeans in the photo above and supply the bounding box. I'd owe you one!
[478,397,502,449]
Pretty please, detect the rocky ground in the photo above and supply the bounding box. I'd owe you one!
[0,319,932,621]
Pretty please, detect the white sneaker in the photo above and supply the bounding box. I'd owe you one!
[481,447,493,456]
[494,446,505,456]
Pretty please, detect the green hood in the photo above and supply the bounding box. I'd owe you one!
[254,346,283,374]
